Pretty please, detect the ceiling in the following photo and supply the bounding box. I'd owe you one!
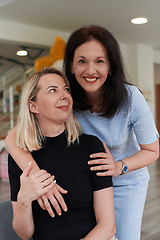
[0,0,160,75]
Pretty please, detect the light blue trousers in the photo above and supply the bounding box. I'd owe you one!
[114,178,149,240]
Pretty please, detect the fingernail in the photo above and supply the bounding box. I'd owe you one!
[28,161,32,165]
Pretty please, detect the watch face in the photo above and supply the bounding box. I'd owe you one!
[123,165,128,173]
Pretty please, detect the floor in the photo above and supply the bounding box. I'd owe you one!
[141,159,160,240]
[0,159,160,240]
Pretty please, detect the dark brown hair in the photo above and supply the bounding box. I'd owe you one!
[63,25,131,118]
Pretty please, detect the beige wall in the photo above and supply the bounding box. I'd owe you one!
[1,18,160,118]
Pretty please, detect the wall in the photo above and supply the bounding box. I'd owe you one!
[121,43,156,117]
[0,19,70,47]
[154,63,160,84]
[1,19,160,118]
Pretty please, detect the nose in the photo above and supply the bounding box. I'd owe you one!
[86,62,96,75]
[60,90,70,100]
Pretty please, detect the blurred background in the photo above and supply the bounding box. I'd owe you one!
[0,1,159,239]
[0,0,160,139]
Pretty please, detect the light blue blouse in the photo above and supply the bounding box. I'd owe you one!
[74,85,159,186]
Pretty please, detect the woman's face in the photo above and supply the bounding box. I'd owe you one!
[30,74,73,129]
[71,40,110,96]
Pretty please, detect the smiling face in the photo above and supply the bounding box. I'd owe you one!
[29,73,73,136]
[71,40,110,99]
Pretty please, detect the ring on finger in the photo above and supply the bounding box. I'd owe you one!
[44,200,48,204]
[42,181,46,187]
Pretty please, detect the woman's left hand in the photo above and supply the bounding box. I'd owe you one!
[88,142,121,177]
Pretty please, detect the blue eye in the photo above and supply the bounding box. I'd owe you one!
[79,59,85,64]
[49,89,56,93]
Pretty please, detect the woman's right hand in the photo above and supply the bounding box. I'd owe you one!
[37,183,68,217]
[18,163,55,206]
[20,162,68,217]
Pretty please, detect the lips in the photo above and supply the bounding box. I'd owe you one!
[84,77,98,82]
[58,105,69,110]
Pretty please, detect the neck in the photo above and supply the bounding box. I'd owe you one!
[85,90,103,113]
[86,91,101,104]
[40,122,65,137]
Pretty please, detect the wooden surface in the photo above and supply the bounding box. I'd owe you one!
[0,159,160,239]
[141,159,160,240]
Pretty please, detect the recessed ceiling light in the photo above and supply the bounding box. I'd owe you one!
[16,50,28,56]
[131,17,148,24]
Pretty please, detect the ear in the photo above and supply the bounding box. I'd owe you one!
[29,101,39,114]
[108,67,112,75]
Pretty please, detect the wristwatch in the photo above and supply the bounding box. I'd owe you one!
[119,160,128,175]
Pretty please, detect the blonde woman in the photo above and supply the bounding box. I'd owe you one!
[7,67,116,240]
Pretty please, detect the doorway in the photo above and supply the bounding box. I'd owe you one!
[155,84,160,133]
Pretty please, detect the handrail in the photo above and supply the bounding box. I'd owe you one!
[0,66,34,138]
[0,66,34,89]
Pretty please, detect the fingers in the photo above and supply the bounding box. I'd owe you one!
[37,182,68,217]
[40,194,55,218]
[88,144,116,177]
[29,170,54,190]
[32,169,48,179]
[30,169,68,217]
[41,181,55,194]
[41,175,54,189]
[37,197,46,210]
[102,141,110,153]
[89,142,110,159]
[56,183,68,194]
[89,152,108,159]
[88,158,109,166]
[44,200,55,218]
[96,170,112,176]
[49,185,68,213]
[21,162,32,178]
[47,193,62,216]
[90,161,115,173]
[89,162,116,176]
[90,163,109,171]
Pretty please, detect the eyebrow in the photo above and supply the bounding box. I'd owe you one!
[46,84,69,90]
[97,56,106,59]
[76,56,85,59]
[76,56,106,59]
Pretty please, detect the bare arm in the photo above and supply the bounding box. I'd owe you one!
[12,201,34,240]
[5,126,68,217]
[5,126,39,172]
[12,164,54,239]
[83,187,116,240]
[88,139,159,177]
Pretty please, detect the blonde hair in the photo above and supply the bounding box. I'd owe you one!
[16,67,82,151]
